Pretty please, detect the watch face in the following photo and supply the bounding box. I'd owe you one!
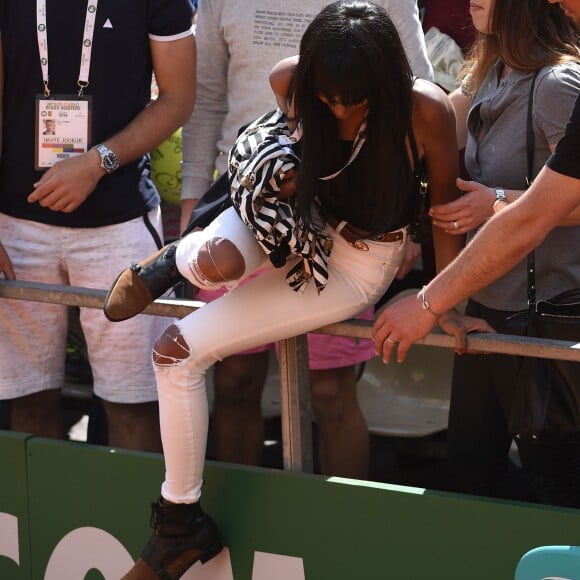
[102,154,117,172]
[96,145,119,173]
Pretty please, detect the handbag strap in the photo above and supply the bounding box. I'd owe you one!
[408,123,421,173]
[409,76,424,183]
[408,122,428,201]
[526,71,539,309]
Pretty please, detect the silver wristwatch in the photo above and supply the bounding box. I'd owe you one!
[93,143,120,174]
[492,188,508,214]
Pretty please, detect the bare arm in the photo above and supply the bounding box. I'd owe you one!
[374,80,495,358]
[269,56,299,115]
[427,166,580,311]
[413,79,464,273]
[557,194,580,226]
[431,144,580,232]
[28,34,196,214]
[106,35,196,165]
[372,165,580,362]
[448,88,470,150]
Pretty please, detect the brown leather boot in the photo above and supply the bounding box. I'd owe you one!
[103,241,185,322]
[122,497,223,579]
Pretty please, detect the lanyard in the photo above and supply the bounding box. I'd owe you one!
[36,0,99,97]
[319,118,367,181]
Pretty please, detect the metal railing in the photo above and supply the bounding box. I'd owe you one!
[2,279,580,474]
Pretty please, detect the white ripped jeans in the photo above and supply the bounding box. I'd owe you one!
[157,207,408,503]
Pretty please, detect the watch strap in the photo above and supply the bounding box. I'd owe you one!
[494,188,507,202]
[492,188,508,213]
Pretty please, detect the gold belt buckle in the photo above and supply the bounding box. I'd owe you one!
[352,239,369,251]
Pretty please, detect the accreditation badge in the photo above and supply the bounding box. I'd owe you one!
[35,95,92,170]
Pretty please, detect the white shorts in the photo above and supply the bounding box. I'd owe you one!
[0,209,170,403]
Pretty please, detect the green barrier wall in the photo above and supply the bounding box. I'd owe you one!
[0,432,31,580]
[2,432,580,579]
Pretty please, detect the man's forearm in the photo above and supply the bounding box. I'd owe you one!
[104,36,196,166]
[107,93,194,167]
[373,166,580,364]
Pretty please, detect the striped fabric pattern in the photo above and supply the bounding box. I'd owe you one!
[228,109,333,294]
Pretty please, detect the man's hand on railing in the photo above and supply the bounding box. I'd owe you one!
[0,241,15,280]
[372,292,494,364]
[373,292,438,363]
[437,309,495,356]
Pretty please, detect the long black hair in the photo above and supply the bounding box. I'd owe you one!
[293,1,414,230]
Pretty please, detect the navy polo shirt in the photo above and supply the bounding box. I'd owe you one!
[0,0,193,227]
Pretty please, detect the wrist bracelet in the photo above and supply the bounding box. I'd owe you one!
[419,286,441,318]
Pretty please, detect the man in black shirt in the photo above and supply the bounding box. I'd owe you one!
[0,1,196,451]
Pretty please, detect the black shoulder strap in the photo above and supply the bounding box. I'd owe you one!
[408,126,421,174]
[408,77,423,173]
[526,70,540,308]
[526,72,538,189]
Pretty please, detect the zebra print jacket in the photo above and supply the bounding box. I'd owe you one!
[228,108,333,294]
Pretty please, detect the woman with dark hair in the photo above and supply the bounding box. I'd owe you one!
[287,2,422,239]
[426,0,580,507]
[110,2,489,578]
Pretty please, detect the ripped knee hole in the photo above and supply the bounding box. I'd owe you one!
[153,324,190,365]
[196,237,246,283]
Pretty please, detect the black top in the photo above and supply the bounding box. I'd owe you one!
[0,0,193,228]
[316,141,414,233]
[547,94,580,180]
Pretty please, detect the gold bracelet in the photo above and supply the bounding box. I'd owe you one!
[419,286,441,318]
